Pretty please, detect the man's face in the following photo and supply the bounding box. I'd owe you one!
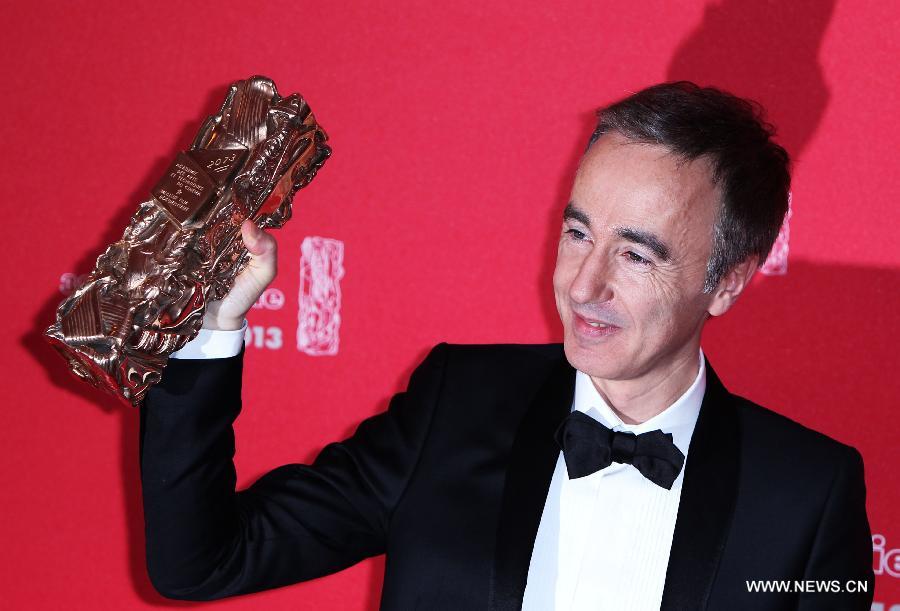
[553,131,721,385]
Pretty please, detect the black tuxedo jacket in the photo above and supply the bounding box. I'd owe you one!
[140,342,874,610]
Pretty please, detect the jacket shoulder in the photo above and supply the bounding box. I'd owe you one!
[437,341,565,373]
[424,342,566,402]
[439,341,564,360]
[730,393,863,471]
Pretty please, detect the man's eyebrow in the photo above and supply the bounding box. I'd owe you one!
[615,227,671,262]
[563,202,591,226]
[563,202,672,261]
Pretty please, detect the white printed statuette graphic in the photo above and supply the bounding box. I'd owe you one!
[297,237,344,356]
[760,192,792,276]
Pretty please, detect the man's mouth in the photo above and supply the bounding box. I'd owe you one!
[574,311,616,326]
[572,311,620,338]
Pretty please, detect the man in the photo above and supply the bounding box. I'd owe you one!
[140,82,874,610]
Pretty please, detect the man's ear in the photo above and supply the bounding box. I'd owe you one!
[707,255,759,317]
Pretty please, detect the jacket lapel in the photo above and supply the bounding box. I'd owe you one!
[488,354,741,611]
[490,352,575,611]
[660,357,741,610]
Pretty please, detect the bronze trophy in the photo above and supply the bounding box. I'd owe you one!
[45,76,330,405]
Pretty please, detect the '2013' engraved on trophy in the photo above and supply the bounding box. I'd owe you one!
[151,149,247,226]
[205,151,241,176]
[297,236,344,356]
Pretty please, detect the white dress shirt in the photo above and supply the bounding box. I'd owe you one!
[523,351,706,611]
[169,319,248,359]
[173,329,705,609]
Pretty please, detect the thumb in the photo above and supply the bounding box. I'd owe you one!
[241,219,276,258]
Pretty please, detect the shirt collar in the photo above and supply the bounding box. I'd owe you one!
[572,349,706,457]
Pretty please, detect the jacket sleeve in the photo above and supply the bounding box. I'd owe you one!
[798,445,875,610]
[139,342,450,600]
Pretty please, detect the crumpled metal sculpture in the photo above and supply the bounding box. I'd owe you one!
[45,76,330,405]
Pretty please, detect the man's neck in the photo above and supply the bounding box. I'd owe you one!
[589,349,701,424]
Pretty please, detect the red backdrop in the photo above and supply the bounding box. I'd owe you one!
[3,1,898,608]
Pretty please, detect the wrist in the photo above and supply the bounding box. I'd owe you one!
[201,313,245,331]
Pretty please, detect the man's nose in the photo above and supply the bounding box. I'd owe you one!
[569,252,614,304]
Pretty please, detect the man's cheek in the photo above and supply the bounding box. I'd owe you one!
[552,269,573,312]
[553,295,567,327]
[640,276,687,318]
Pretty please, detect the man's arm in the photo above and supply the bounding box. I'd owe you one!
[798,445,875,610]
[140,341,450,600]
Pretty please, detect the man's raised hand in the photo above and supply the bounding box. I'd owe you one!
[201,220,278,330]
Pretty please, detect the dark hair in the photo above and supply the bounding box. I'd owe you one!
[588,81,791,293]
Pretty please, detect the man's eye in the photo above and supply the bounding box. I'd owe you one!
[564,228,587,241]
[625,251,651,265]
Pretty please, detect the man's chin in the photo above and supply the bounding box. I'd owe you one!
[562,338,625,380]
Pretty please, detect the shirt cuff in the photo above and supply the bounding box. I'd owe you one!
[170,319,248,359]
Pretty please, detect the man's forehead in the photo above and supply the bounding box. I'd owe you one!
[579,133,719,194]
[573,136,721,227]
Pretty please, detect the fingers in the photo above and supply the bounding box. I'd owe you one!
[241,219,277,257]
[239,220,278,285]
[241,219,274,255]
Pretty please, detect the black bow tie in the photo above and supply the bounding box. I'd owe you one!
[554,411,686,489]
